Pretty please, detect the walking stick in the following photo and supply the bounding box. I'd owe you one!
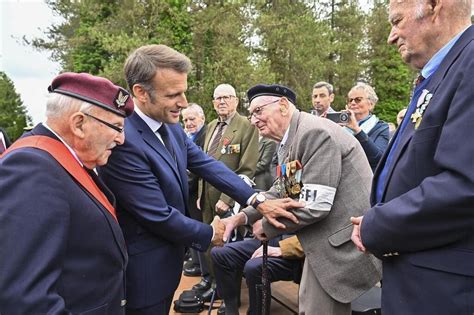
[261,240,270,315]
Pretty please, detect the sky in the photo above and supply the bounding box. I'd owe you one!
[1,0,61,125]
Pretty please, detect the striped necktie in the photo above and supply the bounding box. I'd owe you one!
[208,122,226,156]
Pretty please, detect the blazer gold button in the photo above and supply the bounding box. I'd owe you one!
[121,299,127,306]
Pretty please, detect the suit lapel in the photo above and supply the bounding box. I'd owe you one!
[279,111,300,164]
[204,120,217,152]
[130,114,183,188]
[212,114,240,159]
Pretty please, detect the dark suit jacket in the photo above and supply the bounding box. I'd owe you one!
[0,124,127,314]
[354,119,389,171]
[200,113,259,223]
[98,112,255,308]
[362,26,474,314]
[254,137,277,190]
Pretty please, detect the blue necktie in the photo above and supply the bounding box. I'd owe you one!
[157,125,176,160]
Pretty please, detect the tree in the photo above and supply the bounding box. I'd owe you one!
[0,72,32,141]
[366,1,414,123]
[255,1,332,111]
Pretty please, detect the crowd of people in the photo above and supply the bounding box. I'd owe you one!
[1,1,473,314]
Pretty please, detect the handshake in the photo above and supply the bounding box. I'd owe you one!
[210,215,243,247]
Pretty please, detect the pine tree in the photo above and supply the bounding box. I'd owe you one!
[0,72,32,141]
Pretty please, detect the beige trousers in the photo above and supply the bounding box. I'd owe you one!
[298,259,351,315]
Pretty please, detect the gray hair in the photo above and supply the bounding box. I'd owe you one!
[350,82,379,106]
[312,81,334,95]
[415,0,472,19]
[45,93,93,119]
[213,84,237,99]
[124,44,192,99]
[182,103,205,119]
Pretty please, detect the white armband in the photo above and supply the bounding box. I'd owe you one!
[299,184,336,211]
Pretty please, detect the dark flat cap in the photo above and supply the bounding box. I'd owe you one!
[247,84,296,105]
[48,72,134,117]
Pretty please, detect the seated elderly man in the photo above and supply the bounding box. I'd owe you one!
[222,84,381,315]
[0,73,133,314]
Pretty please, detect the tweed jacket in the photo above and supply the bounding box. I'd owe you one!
[244,111,382,303]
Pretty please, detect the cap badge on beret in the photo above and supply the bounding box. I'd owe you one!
[115,91,129,108]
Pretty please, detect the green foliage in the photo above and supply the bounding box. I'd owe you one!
[0,72,32,141]
[366,1,414,123]
[27,0,416,125]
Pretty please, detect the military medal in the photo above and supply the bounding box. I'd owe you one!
[412,89,432,130]
[221,138,231,154]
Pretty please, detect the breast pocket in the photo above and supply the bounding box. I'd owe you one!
[412,125,441,178]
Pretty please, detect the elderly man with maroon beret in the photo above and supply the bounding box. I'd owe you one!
[0,72,134,314]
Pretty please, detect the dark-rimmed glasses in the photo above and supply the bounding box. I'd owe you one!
[83,112,124,133]
[247,99,280,120]
[214,95,235,102]
[347,97,365,104]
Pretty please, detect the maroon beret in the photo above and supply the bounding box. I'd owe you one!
[48,72,134,117]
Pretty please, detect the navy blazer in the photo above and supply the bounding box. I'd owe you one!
[0,124,127,314]
[98,112,254,308]
[354,119,389,171]
[362,26,474,314]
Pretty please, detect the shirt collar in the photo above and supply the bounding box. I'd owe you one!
[134,104,162,132]
[218,111,236,124]
[280,126,289,148]
[421,26,469,79]
[43,122,83,167]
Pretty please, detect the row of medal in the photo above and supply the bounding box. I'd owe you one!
[275,160,303,198]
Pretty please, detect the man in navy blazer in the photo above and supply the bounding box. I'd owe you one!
[98,44,301,315]
[0,73,134,314]
[351,1,474,314]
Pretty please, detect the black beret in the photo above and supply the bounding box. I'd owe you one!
[247,84,296,105]
[48,72,134,117]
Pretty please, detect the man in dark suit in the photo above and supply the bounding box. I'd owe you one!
[351,1,474,314]
[0,127,11,153]
[0,72,134,313]
[98,44,301,315]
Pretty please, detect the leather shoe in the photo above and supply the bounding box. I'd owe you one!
[192,278,211,291]
[183,266,201,277]
[198,287,219,303]
[217,302,226,315]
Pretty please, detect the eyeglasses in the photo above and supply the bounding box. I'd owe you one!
[247,99,280,120]
[83,113,124,133]
[214,95,235,102]
[347,97,365,104]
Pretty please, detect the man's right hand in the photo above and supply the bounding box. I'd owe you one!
[256,198,304,229]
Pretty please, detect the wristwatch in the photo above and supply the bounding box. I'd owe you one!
[252,193,266,209]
